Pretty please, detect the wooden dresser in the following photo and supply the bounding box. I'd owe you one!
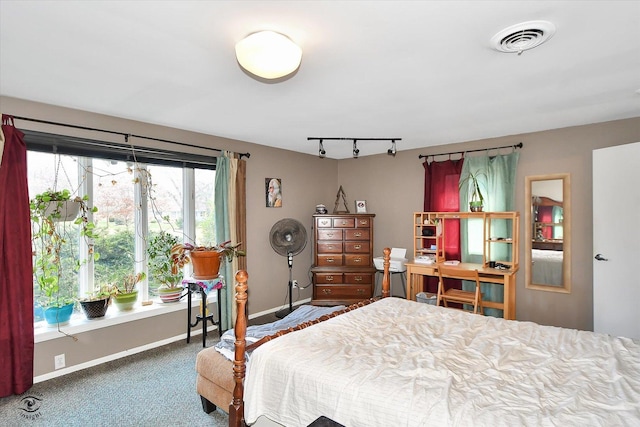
[311,213,376,306]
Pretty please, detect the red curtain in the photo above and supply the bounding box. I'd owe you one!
[422,159,463,293]
[0,115,34,397]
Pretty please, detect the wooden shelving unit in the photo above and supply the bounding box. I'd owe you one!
[413,211,519,269]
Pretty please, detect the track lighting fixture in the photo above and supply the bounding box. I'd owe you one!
[387,139,397,156]
[308,137,401,158]
[318,140,326,158]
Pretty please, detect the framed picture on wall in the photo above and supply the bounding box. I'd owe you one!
[355,200,367,213]
[266,178,282,207]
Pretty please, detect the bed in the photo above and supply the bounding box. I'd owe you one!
[219,249,640,426]
[531,248,563,286]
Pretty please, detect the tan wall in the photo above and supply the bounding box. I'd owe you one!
[337,117,640,331]
[3,96,639,377]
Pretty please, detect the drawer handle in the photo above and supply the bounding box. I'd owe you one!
[353,258,362,263]
[354,276,363,282]
[356,288,365,294]
[354,244,362,250]
[326,276,334,282]
[327,258,335,263]
[323,289,332,294]
[327,245,334,250]
[341,221,348,226]
[359,220,367,225]
[354,232,362,237]
[327,232,334,238]
[321,220,330,226]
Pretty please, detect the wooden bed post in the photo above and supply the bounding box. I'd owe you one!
[229,270,248,427]
[381,247,391,298]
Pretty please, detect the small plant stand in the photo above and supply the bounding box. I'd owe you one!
[183,277,223,347]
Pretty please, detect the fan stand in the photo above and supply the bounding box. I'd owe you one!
[275,252,297,319]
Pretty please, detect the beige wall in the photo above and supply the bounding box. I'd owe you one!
[337,117,640,331]
[3,96,639,377]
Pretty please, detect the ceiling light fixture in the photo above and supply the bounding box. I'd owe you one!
[352,140,360,159]
[235,30,302,79]
[318,140,326,158]
[308,137,402,159]
[387,140,397,156]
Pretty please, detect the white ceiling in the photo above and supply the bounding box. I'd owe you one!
[1,1,639,159]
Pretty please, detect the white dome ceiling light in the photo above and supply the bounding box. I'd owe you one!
[491,21,556,55]
[235,30,302,80]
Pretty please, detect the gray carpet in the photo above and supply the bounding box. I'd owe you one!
[0,339,228,426]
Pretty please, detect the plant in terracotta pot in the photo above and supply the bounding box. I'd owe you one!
[170,241,245,280]
[147,231,189,303]
[30,188,99,325]
[112,272,146,311]
[459,170,487,212]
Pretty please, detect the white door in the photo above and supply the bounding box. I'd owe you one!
[593,142,640,339]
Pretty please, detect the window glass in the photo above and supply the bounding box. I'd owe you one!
[146,164,183,293]
[92,159,135,290]
[28,152,81,320]
[194,169,216,246]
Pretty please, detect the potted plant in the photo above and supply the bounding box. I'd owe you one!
[112,272,146,311]
[147,231,189,303]
[459,170,487,212]
[170,241,245,280]
[30,188,99,325]
[79,284,116,319]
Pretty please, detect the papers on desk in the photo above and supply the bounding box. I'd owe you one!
[414,256,434,264]
[443,260,460,266]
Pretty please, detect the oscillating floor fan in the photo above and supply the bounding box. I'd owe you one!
[269,218,308,318]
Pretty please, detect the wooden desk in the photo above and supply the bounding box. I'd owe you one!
[406,262,518,320]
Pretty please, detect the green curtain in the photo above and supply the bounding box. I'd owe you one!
[214,154,233,330]
[460,152,519,317]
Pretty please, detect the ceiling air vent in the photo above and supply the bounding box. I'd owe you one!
[491,21,556,54]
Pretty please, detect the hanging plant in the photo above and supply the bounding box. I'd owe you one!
[30,188,100,309]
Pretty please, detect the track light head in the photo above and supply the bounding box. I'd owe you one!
[353,140,359,158]
[318,140,326,158]
[387,140,397,156]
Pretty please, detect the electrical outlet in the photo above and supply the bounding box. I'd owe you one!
[292,280,299,288]
[54,354,65,370]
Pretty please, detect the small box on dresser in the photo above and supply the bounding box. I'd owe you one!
[311,213,376,306]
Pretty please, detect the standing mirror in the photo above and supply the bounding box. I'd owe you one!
[525,173,571,293]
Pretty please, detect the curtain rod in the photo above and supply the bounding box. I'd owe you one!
[11,115,251,159]
[418,142,523,161]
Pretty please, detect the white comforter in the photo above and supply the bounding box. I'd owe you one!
[244,298,640,427]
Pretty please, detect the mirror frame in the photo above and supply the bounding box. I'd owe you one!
[525,173,571,293]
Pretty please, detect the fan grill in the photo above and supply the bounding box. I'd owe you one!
[269,218,307,256]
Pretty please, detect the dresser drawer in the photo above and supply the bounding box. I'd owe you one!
[344,272,373,285]
[317,229,343,240]
[345,229,369,240]
[317,254,344,267]
[315,284,371,299]
[317,242,343,253]
[314,273,343,284]
[333,217,355,228]
[316,217,333,228]
[355,217,371,228]
[344,254,369,266]
[344,242,369,253]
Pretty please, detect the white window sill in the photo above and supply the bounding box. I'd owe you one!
[34,294,212,343]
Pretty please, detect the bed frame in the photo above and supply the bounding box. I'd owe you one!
[227,247,392,427]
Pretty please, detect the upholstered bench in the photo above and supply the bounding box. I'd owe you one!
[195,346,234,413]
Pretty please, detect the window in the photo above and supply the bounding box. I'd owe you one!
[28,149,215,325]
